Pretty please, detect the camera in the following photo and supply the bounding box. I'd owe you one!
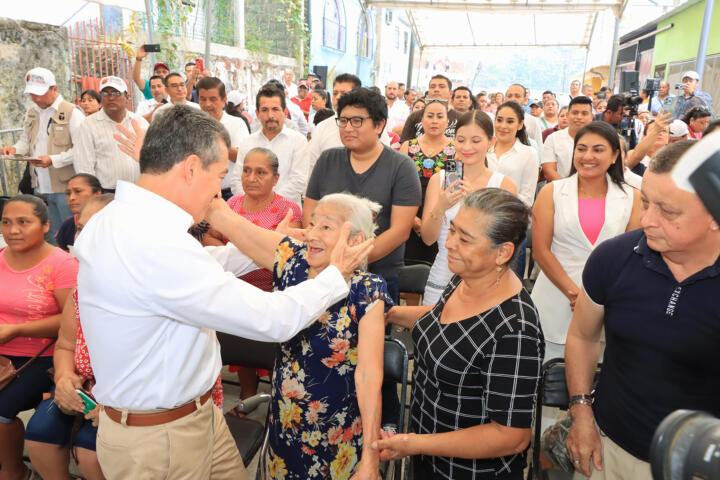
[649,410,720,480]
[676,83,685,90]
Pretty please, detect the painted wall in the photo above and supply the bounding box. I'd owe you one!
[652,0,720,70]
[375,10,412,88]
[308,0,374,87]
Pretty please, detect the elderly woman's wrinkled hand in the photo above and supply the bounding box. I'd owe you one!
[114,119,146,163]
[372,429,416,461]
[277,209,306,242]
[204,197,236,232]
[329,222,374,279]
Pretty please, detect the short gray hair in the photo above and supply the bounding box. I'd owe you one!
[140,105,231,174]
[462,188,530,265]
[649,140,696,174]
[317,192,381,240]
[245,147,279,175]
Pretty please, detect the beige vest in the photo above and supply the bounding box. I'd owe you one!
[24,100,78,192]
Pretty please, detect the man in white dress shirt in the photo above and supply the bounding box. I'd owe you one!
[385,81,409,130]
[135,75,169,118]
[74,76,149,192]
[282,69,298,99]
[541,96,594,181]
[74,105,371,479]
[505,83,543,151]
[152,72,201,120]
[230,85,308,204]
[196,76,250,200]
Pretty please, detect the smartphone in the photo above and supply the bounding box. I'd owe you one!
[675,83,684,90]
[143,43,161,53]
[76,388,98,415]
[444,160,463,192]
[195,58,204,71]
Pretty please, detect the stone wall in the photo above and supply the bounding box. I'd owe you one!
[0,18,72,131]
[0,18,72,195]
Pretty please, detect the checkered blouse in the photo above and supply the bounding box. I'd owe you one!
[410,274,545,479]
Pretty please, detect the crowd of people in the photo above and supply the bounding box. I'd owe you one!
[0,57,719,480]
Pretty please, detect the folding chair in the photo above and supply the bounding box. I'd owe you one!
[383,338,410,480]
[216,332,276,470]
[529,358,601,480]
[397,263,430,307]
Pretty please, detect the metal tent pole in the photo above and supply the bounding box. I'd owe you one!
[144,0,156,65]
[204,0,212,63]
[696,0,715,89]
[608,8,622,91]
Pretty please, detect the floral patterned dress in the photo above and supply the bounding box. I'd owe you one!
[267,237,393,480]
[405,138,455,265]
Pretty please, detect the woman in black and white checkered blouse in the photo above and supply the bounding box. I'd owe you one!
[376,188,545,479]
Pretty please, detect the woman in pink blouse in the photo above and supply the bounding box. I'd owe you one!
[0,195,78,480]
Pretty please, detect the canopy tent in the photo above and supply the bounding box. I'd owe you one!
[364,0,626,49]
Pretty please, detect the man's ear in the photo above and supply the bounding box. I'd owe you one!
[181,154,203,183]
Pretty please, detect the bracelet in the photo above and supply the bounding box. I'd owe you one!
[569,394,594,408]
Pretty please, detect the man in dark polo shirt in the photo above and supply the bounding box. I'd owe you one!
[564,139,720,480]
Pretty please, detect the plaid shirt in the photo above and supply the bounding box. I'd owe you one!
[410,275,544,479]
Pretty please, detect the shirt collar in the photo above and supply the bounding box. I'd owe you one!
[115,181,194,232]
[259,126,288,141]
[488,138,522,154]
[633,232,720,284]
[96,107,128,124]
[33,94,64,114]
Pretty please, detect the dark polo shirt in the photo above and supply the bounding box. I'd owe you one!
[582,229,720,461]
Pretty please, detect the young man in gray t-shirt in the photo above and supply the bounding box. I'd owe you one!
[303,87,421,301]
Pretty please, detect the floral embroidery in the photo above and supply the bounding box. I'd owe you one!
[267,237,394,479]
[408,138,455,179]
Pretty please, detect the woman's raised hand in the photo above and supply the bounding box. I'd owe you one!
[436,179,465,212]
[276,209,306,242]
[329,222,374,279]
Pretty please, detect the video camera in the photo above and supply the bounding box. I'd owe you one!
[650,410,720,480]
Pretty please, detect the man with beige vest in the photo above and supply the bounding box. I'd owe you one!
[2,68,84,242]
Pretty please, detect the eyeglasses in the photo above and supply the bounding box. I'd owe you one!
[101,91,124,98]
[167,83,185,89]
[336,116,371,128]
[425,98,448,104]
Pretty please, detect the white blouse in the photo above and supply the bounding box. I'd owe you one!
[486,138,539,206]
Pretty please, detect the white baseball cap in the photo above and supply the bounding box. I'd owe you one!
[669,119,689,138]
[227,90,246,105]
[99,76,128,94]
[24,67,56,96]
[681,71,700,81]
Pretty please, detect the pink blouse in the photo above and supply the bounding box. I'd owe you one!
[578,198,606,245]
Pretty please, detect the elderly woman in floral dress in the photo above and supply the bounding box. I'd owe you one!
[265,192,391,480]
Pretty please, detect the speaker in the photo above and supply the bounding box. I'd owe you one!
[620,70,640,93]
[313,65,328,88]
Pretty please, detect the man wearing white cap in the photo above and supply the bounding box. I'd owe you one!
[2,67,84,242]
[668,119,690,143]
[74,76,149,192]
[673,70,714,119]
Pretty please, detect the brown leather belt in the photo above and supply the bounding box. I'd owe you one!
[104,390,212,427]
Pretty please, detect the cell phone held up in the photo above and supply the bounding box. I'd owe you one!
[444,160,463,192]
[143,43,161,53]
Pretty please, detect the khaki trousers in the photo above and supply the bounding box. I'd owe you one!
[573,429,651,480]
[97,396,248,480]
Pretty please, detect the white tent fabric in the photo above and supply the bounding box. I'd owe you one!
[364,0,623,49]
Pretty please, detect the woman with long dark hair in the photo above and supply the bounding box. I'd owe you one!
[531,121,642,363]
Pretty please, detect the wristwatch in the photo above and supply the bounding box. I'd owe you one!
[569,393,594,408]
